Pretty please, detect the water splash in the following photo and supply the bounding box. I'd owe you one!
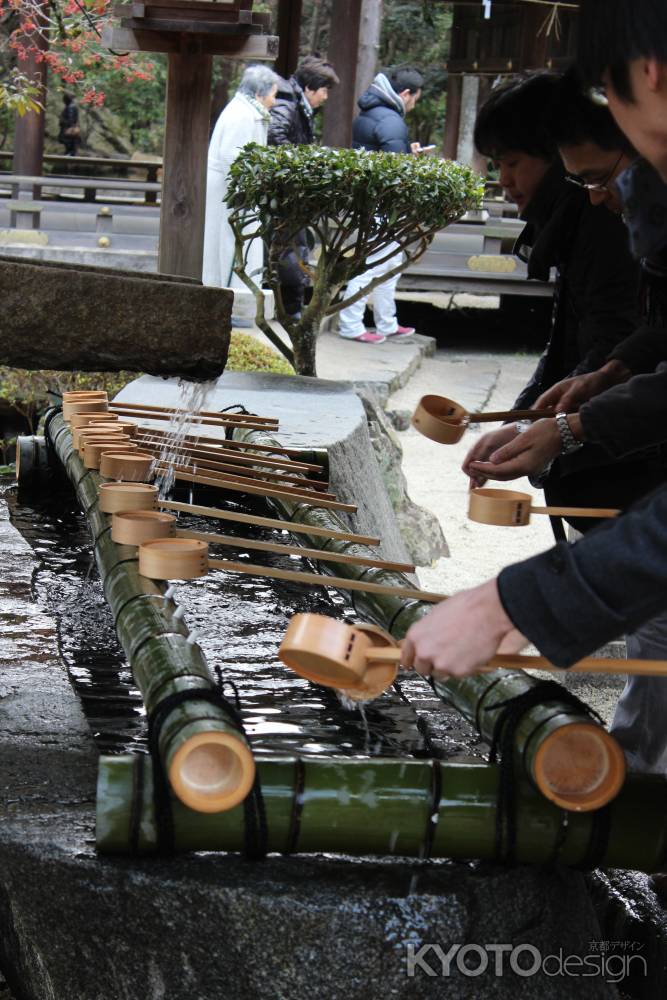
[150,380,217,498]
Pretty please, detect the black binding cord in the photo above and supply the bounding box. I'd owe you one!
[145,676,267,859]
[483,680,605,864]
[286,757,306,855]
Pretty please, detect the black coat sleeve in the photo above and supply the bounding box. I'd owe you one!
[268,102,295,146]
[579,360,667,458]
[374,114,410,154]
[567,205,641,375]
[497,482,667,666]
[608,324,667,374]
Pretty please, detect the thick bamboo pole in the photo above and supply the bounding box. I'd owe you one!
[230,425,626,812]
[45,414,256,814]
[96,754,667,872]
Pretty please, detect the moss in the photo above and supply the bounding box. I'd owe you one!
[226,332,294,376]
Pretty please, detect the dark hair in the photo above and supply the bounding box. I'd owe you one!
[548,71,636,155]
[63,93,73,106]
[578,0,667,101]
[474,73,559,160]
[294,55,339,91]
[387,65,424,95]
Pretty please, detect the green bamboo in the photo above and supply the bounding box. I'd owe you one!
[231,426,624,808]
[96,754,667,872]
[44,415,256,813]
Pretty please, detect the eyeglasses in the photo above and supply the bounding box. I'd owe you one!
[565,152,624,193]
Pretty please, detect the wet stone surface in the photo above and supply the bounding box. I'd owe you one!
[0,477,627,1000]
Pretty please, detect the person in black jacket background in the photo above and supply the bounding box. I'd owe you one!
[467,73,667,538]
[338,66,425,343]
[58,94,80,156]
[268,56,339,317]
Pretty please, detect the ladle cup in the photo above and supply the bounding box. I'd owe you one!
[468,487,620,526]
[411,394,553,444]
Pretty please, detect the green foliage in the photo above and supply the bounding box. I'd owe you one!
[227,332,294,375]
[227,143,482,374]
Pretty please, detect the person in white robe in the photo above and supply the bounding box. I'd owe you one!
[202,65,279,307]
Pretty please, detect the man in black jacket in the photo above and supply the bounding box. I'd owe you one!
[338,66,424,343]
[401,1,667,689]
[268,56,339,317]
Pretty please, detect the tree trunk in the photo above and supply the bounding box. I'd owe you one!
[355,0,383,100]
[291,321,318,377]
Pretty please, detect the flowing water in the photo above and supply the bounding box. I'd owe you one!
[149,380,218,498]
[6,478,467,762]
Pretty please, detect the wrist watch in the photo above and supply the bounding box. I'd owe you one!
[555,412,584,454]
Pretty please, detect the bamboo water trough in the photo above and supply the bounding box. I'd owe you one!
[96,754,667,872]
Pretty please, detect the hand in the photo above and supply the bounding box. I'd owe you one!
[401,579,528,680]
[467,418,561,482]
[534,360,631,412]
[410,141,422,154]
[462,424,521,486]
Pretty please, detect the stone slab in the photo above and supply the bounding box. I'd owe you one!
[115,370,412,563]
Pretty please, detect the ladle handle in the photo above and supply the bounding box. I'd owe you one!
[469,408,554,422]
[485,653,667,677]
[530,505,620,519]
[206,558,446,603]
[362,649,667,675]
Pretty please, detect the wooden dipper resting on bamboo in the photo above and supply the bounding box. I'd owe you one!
[412,394,554,444]
[468,487,620,526]
[111,509,415,574]
[137,537,446,603]
[97,485,380,545]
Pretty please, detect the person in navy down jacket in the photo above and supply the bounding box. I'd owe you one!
[338,65,425,344]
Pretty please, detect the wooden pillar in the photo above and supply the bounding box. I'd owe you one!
[159,46,213,278]
[12,1,48,192]
[322,0,362,149]
[442,74,462,161]
[276,0,302,79]
[471,75,491,176]
[355,0,383,100]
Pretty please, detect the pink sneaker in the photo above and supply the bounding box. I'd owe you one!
[350,330,386,344]
[385,325,416,337]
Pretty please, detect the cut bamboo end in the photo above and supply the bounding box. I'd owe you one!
[111,510,176,546]
[139,537,209,580]
[168,731,256,813]
[99,452,154,482]
[532,723,626,812]
[411,394,469,444]
[279,614,398,698]
[98,482,159,513]
[469,487,533,526]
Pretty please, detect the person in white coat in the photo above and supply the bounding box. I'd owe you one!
[202,65,279,313]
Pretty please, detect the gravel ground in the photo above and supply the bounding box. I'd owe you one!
[387,342,554,591]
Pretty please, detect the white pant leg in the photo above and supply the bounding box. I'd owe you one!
[611,611,667,774]
[338,241,402,339]
[370,244,404,335]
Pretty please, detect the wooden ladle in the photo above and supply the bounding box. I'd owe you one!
[111,510,415,574]
[138,538,447,604]
[468,487,620,526]
[412,394,553,444]
[280,613,667,697]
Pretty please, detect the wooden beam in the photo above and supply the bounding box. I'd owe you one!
[442,74,462,161]
[102,24,278,57]
[321,0,362,149]
[158,42,212,278]
[275,0,302,79]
